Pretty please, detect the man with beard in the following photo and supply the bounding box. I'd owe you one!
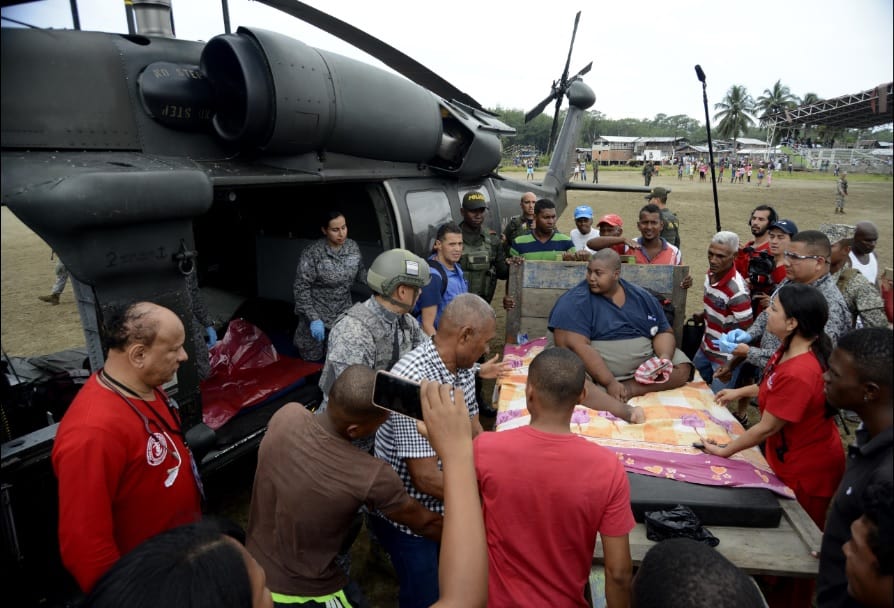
[734,206,778,312]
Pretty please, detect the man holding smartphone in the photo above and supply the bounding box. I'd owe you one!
[246,365,443,607]
[370,293,503,607]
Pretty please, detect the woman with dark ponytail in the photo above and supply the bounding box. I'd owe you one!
[704,283,845,529]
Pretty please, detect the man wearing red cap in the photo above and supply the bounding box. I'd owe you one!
[585,214,640,257]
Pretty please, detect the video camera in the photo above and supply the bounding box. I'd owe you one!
[745,247,776,290]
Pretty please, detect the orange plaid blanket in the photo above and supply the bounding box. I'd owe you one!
[494,337,794,497]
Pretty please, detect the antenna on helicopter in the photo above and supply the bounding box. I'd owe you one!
[524,11,592,156]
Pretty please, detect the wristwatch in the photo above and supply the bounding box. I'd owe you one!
[472,363,482,375]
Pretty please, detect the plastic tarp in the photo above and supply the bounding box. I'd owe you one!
[201,319,321,430]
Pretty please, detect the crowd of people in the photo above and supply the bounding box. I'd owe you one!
[49,186,891,608]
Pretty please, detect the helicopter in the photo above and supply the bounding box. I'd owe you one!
[1,1,647,603]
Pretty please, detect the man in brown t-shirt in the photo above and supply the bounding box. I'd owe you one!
[245,365,442,606]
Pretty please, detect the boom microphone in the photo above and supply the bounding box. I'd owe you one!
[694,64,706,83]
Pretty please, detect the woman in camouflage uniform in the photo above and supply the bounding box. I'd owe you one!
[293,211,367,361]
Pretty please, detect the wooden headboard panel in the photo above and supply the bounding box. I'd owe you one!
[505,261,689,344]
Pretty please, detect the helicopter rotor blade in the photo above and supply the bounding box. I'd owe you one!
[558,11,581,90]
[526,11,585,140]
[525,91,556,123]
[547,96,562,155]
[570,61,593,82]
[256,0,484,111]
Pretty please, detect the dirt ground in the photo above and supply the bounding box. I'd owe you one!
[2,168,891,605]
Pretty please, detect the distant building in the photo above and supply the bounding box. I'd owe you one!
[591,136,686,165]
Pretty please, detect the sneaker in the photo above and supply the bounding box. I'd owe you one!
[38,293,60,305]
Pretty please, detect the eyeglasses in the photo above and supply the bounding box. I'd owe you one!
[783,250,825,262]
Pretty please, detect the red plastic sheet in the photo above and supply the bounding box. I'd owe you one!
[200,319,322,430]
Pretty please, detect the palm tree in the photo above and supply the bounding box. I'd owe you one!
[755,80,799,146]
[755,80,799,123]
[800,92,822,107]
[713,85,755,154]
[795,93,824,144]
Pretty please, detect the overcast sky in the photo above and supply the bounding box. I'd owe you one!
[3,0,892,124]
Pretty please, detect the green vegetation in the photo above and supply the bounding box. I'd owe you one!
[492,79,893,156]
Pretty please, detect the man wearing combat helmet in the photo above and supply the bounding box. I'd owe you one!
[319,249,431,412]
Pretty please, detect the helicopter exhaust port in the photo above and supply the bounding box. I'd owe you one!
[200,27,446,163]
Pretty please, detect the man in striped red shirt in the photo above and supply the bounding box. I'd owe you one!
[691,231,753,393]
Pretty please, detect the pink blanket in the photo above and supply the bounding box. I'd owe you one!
[495,338,794,498]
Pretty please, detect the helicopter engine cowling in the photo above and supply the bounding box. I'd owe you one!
[201,27,444,162]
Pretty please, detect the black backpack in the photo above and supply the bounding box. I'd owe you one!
[427,259,448,298]
[412,258,448,318]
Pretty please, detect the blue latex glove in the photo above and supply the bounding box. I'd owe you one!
[205,326,218,347]
[717,335,738,354]
[724,329,752,344]
[310,319,326,342]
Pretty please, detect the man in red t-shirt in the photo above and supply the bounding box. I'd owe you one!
[52,302,202,592]
[734,205,777,293]
[474,348,635,608]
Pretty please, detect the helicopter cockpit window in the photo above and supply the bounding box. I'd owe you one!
[405,190,451,254]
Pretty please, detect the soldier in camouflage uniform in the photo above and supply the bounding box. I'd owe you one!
[642,161,654,186]
[459,191,508,304]
[503,192,537,257]
[319,248,431,412]
[459,191,509,417]
[292,212,367,362]
[820,224,888,329]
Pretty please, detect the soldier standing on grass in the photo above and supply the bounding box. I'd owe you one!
[642,161,654,186]
[835,171,848,214]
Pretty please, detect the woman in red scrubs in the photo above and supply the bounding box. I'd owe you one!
[705,282,846,528]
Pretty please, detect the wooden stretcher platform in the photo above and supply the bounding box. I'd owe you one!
[505,260,822,580]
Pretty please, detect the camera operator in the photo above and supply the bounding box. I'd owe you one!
[734,206,777,313]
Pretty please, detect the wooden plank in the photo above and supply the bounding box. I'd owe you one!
[780,496,823,554]
[521,260,589,289]
[518,318,549,342]
[593,499,822,578]
[505,262,523,344]
[519,289,568,319]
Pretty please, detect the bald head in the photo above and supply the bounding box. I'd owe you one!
[103,301,179,351]
[590,248,622,271]
[327,365,385,425]
[439,293,496,334]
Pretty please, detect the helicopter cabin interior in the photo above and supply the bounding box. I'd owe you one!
[192,178,499,354]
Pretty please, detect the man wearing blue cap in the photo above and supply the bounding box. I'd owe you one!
[570,205,597,254]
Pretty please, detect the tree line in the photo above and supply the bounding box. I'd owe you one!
[493,79,892,156]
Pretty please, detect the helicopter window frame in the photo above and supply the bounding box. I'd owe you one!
[405,189,452,254]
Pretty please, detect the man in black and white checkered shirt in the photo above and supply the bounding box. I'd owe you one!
[368,293,502,607]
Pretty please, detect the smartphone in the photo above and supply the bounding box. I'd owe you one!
[372,370,424,421]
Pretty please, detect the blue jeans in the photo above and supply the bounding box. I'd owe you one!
[367,514,439,608]
[693,349,741,394]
